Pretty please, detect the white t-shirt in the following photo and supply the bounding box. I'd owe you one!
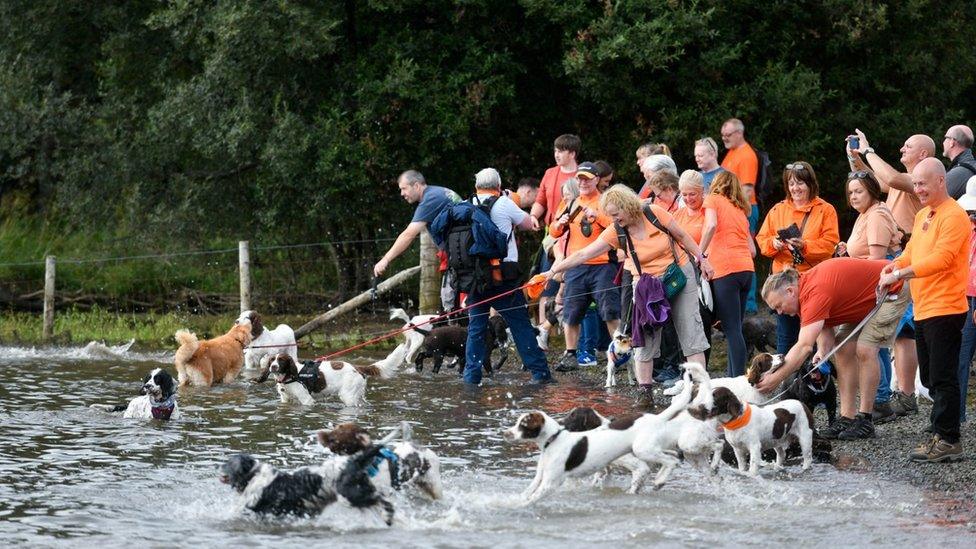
[474,193,526,262]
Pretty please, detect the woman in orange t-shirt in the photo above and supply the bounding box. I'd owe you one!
[700,171,756,376]
[547,184,713,404]
[756,161,839,354]
[674,170,712,364]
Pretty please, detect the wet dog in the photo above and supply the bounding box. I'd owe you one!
[663,352,783,405]
[558,407,651,493]
[252,346,405,407]
[703,387,813,476]
[220,448,394,524]
[414,325,469,374]
[89,368,181,420]
[174,323,252,387]
[236,310,297,371]
[317,422,443,500]
[751,352,837,424]
[390,308,439,365]
[504,370,695,502]
[604,331,636,388]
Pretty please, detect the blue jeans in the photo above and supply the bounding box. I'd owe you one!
[580,305,611,354]
[712,271,752,377]
[464,279,550,384]
[957,297,976,423]
[876,348,893,404]
[776,313,801,355]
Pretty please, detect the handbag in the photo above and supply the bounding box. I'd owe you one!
[615,205,687,300]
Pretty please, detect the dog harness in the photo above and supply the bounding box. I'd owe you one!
[290,361,323,393]
[721,404,752,431]
[608,347,633,369]
[367,446,401,489]
[150,394,177,420]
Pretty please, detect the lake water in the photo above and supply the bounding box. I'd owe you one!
[1,342,973,547]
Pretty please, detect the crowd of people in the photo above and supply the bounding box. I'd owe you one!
[374,119,976,465]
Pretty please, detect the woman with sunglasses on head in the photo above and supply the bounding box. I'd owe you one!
[835,170,904,428]
[756,161,840,353]
[694,137,725,190]
[699,171,757,376]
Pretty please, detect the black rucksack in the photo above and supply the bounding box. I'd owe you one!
[443,196,509,294]
[754,148,773,208]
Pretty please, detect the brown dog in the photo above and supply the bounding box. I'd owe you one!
[174,324,251,387]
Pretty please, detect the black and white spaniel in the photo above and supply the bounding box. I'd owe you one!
[89,368,181,420]
[219,447,394,524]
[317,422,443,500]
[236,310,298,371]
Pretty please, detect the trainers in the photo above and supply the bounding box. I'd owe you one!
[536,326,550,351]
[554,351,578,372]
[838,413,876,440]
[889,391,918,416]
[909,434,964,463]
[576,350,597,367]
[527,376,557,386]
[820,416,854,440]
[871,400,897,424]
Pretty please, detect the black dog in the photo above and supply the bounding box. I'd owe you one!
[220,446,394,524]
[742,315,777,357]
[414,319,509,376]
[784,363,838,425]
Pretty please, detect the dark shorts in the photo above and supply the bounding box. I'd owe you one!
[562,263,621,325]
[539,252,560,298]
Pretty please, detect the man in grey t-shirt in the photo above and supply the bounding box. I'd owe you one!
[374,170,460,277]
[943,124,975,200]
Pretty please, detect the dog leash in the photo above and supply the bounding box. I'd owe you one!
[759,283,902,405]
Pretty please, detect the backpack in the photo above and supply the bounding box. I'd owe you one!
[754,148,773,208]
[430,195,510,294]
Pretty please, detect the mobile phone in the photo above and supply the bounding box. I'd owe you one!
[848,136,860,150]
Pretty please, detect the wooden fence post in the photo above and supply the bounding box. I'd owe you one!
[42,255,56,341]
[239,241,251,313]
[418,231,440,314]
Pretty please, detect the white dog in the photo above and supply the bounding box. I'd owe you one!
[604,330,636,388]
[663,353,785,405]
[236,310,298,370]
[254,345,406,406]
[504,370,695,503]
[558,407,652,493]
[390,308,439,365]
[704,387,814,476]
[90,368,181,420]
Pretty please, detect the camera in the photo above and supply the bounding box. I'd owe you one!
[848,135,860,150]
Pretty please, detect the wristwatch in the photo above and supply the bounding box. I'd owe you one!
[862,147,875,157]
[891,268,900,280]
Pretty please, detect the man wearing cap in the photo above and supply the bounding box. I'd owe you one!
[879,157,969,462]
[547,162,621,372]
[943,124,976,200]
[374,170,461,277]
[462,168,551,386]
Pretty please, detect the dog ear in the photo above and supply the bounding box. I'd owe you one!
[317,430,332,449]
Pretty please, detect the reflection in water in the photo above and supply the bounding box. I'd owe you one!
[0,345,972,546]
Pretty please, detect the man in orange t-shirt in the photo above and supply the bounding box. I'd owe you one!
[879,157,968,462]
[720,118,760,313]
[547,162,620,372]
[758,258,910,441]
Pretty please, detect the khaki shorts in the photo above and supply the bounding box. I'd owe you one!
[634,261,710,363]
[835,282,911,349]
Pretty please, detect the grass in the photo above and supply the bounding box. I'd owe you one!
[0,306,403,351]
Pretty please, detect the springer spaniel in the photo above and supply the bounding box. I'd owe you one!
[390,308,439,365]
[235,310,298,371]
[702,387,814,476]
[558,407,652,494]
[253,345,406,407]
[219,447,394,524]
[503,370,695,503]
[663,352,784,405]
[89,368,181,420]
[174,323,252,387]
[317,422,443,500]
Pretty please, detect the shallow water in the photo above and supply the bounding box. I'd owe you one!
[0,342,973,547]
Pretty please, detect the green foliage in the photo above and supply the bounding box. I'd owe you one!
[1,0,975,298]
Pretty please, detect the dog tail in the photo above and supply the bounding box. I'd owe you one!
[682,361,714,409]
[389,308,410,324]
[659,369,696,422]
[174,329,200,367]
[370,343,408,379]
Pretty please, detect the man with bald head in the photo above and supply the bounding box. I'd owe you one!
[879,157,969,462]
[851,130,935,233]
[942,124,976,199]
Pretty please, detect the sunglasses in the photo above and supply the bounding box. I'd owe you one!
[785,163,808,172]
[921,209,936,232]
[580,218,593,238]
[848,170,877,182]
[699,138,717,153]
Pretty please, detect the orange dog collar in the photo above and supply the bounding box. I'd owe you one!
[722,403,752,430]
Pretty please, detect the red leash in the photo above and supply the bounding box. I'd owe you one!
[311,280,540,362]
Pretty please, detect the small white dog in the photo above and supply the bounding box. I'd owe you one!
[558,407,652,493]
[504,370,695,503]
[390,308,438,365]
[254,345,406,406]
[236,310,298,370]
[604,330,636,388]
[90,368,181,420]
[704,387,814,476]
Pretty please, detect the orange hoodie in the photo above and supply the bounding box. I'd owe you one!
[756,197,839,273]
[893,200,970,320]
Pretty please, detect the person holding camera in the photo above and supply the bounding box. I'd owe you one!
[756,161,839,353]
